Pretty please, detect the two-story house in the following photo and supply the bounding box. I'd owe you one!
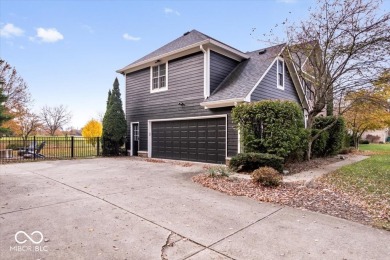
[117,30,309,164]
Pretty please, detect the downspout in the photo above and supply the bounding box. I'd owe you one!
[200,45,210,98]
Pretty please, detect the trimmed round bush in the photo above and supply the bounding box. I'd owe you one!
[251,166,282,187]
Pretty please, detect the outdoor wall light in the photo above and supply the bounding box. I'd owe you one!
[178,102,185,106]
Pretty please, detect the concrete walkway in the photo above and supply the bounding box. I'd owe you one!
[0,158,388,260]
[283,155,369,183]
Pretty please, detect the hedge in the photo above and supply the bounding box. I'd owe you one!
[229,152,284,173]
[232,100,306,159]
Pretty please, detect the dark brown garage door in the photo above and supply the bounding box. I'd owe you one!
[152,117,226,164]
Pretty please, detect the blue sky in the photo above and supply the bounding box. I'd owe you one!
[1,0,389,128]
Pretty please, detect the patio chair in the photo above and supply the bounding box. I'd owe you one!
[17,142,36,156]
[23,141,46,159]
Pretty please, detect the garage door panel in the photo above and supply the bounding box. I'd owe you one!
[152,118,226,164]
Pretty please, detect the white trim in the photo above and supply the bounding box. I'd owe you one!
[285,48,310,110]
[150,62,168,93]
[277,58,285,90]
[117,39,249,74]
[119,40,209,74]
[244,57,279,102]
[303,109,308,129]
[237,128,241,154]
[200,45,211,98]
[147,114,228,160]
[130,122,139,156]
[200,45,209,98]
[208,46,243,62]
[209,39,249,60]
[200,98,246,109]
[207,48,211,97]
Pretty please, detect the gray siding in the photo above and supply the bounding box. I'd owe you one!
[126,52,238,157]
[210,51,239,94]
[251,61,300,103]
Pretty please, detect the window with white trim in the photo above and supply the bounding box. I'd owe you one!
[277,59,284,90]
[151,63,167,92]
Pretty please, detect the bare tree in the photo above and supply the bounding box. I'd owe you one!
[40,105,72,136]
[0,59,31,113]
[14,110,42,142]
[284,0,390,159]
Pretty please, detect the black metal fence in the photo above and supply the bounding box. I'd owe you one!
[0,136,129,164]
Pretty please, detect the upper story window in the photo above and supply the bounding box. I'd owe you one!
[150,63,168,93]
[277,59,284,90]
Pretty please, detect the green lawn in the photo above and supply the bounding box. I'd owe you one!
[359,143,390,154]
[321,145,390,230]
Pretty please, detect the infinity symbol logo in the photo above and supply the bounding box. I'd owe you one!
[15,231,43,244]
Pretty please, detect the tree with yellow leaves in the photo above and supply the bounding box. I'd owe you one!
[344,71,390,148]
[82,119,102,147]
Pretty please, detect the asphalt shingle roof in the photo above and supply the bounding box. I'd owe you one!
[206,43,286,102]
[118,29,288,103]
[119,29,245,72]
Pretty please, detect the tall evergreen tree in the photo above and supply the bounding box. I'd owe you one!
[102,78,127,155]
[0,88,12,135]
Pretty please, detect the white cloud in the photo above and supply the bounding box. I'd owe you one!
[0,23,24,38]
[82,24,94,34]
[164,7,180,16]
[35,27,64,43]
[123,33,141,41]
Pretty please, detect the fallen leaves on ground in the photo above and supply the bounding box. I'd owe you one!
[284,157,342,175]
[192,174,378,228]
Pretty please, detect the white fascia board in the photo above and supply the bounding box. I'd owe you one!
[117,39,249,75]
[285,48,310,110]
[117,40,210,74]
[209,39,249,60]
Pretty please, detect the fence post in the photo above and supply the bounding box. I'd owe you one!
[33,136,36,160]
[71,136,74,158]
[97,137,100,156]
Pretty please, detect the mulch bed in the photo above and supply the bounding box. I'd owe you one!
[192,174,378,228]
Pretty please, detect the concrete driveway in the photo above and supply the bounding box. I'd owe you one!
[0,158,389,260]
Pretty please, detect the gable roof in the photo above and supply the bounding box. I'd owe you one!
[117,29,248,74]
[204,43,286,103]
[117,29,309,110]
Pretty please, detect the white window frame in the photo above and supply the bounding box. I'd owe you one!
[150,62,168,93]
[277,58,285,90]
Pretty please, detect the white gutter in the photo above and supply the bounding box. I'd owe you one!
[200,98,247,109]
